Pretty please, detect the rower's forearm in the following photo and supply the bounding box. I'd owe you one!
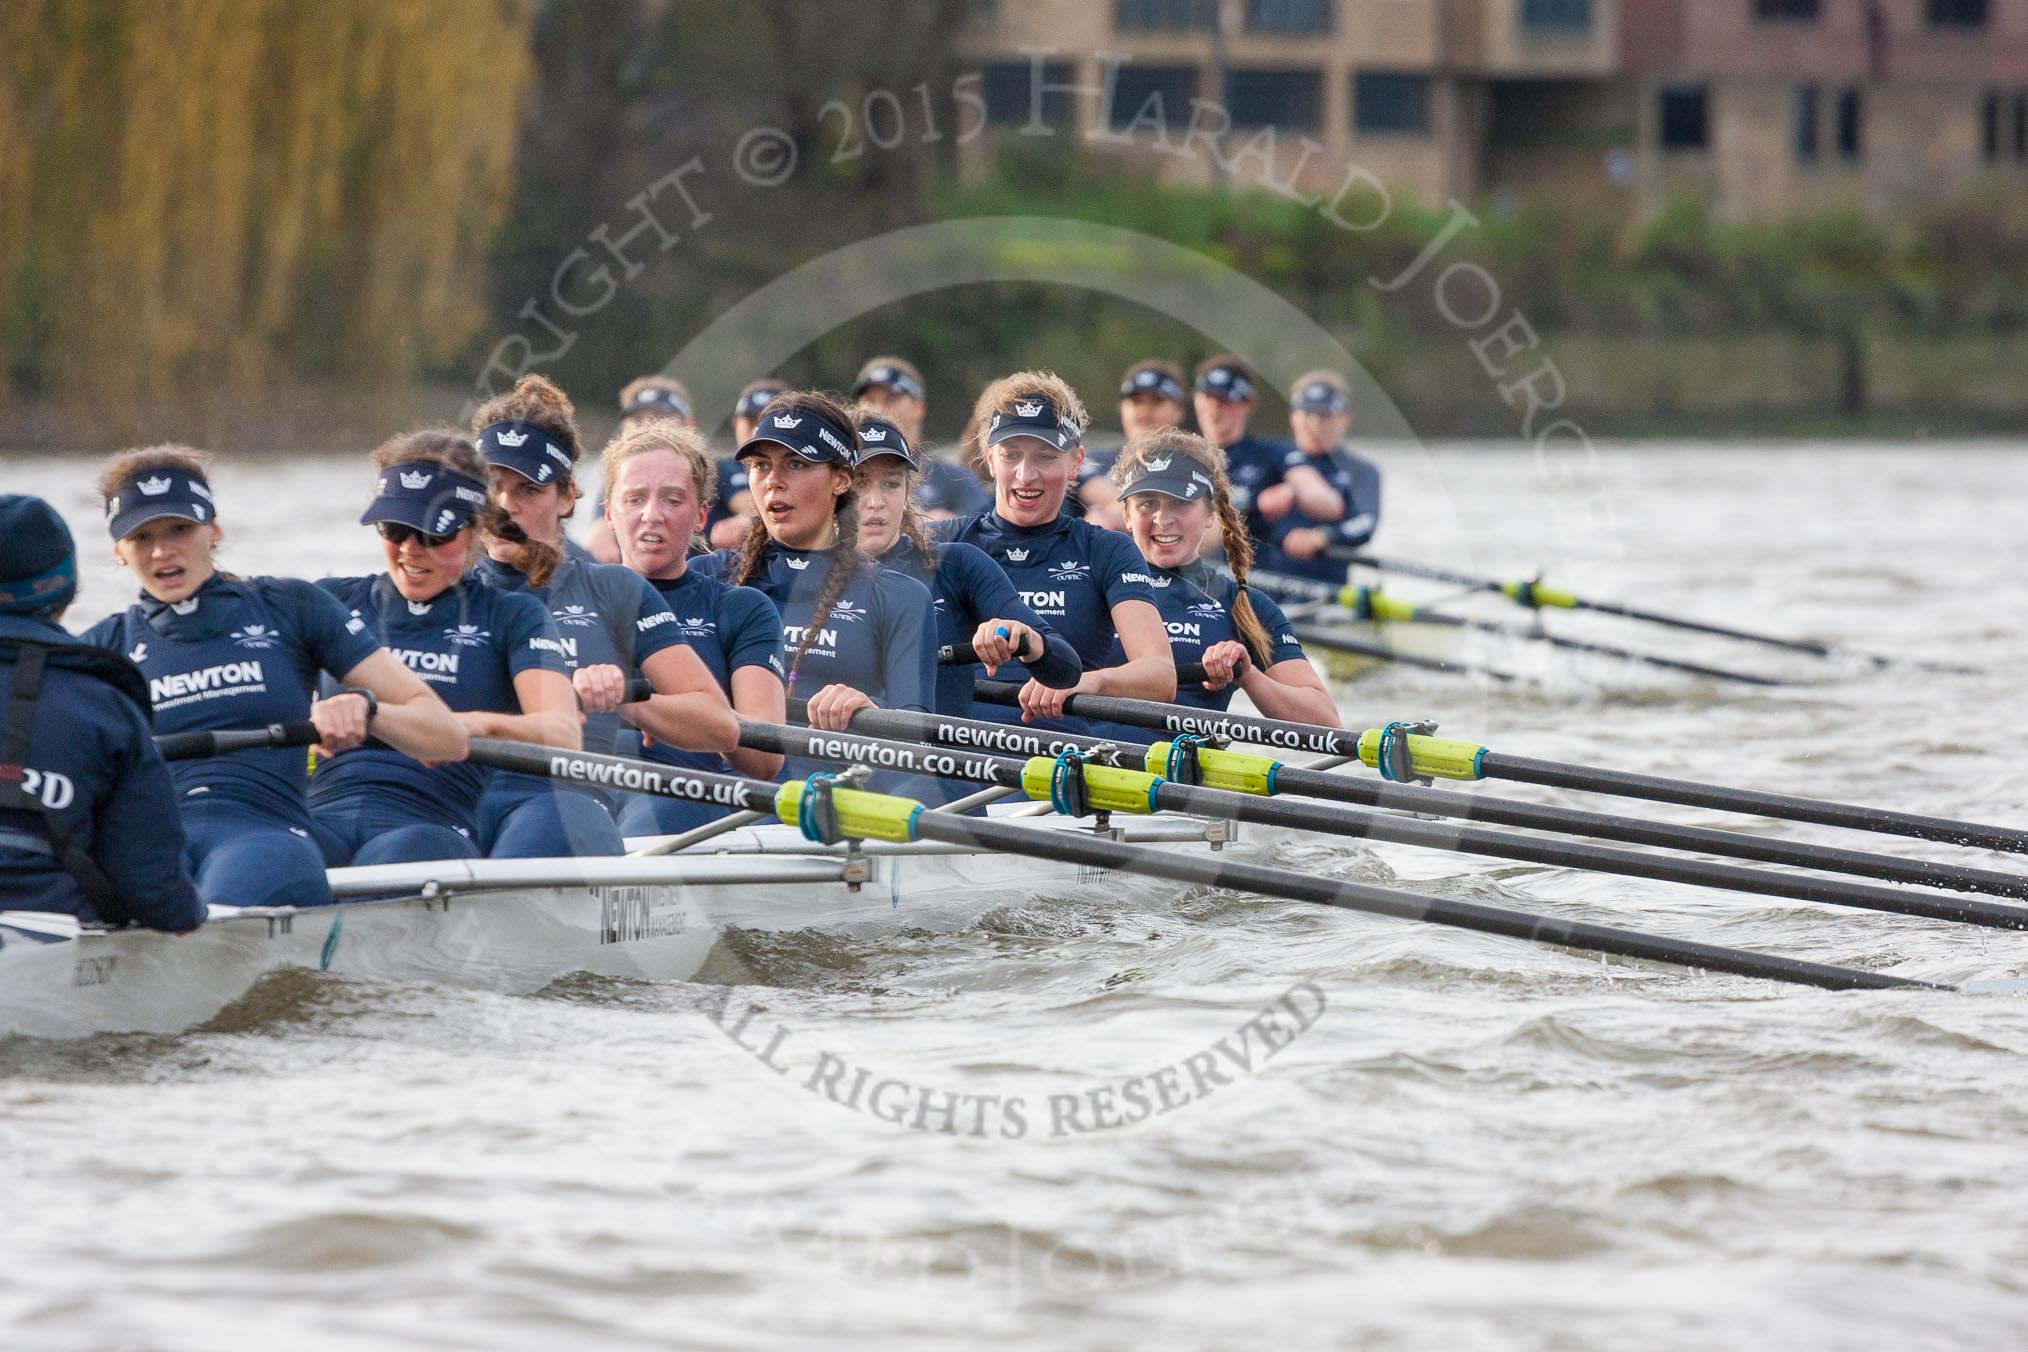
[630,692,740,753]
[1238,671,1341,728]
[1295,477,1345,521]
[725,739,785,778]
[1025,633,1083,690]
[377,696,470,761]
[1089,657,1177,703]
[462,708,581,750]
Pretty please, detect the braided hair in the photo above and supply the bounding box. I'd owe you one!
[1111,428,1274,670]
[731,390,866,685]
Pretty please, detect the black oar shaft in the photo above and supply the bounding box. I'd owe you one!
[971,679,1362,757]
[727,727,1935,992]
[1269,764,2028,904]
[971,680,2028,860]
[907,812,1926,993]
[156,720,320,761]
[1483,753,2028,856]
[842,701,2028,903]
[1287,623,1515,682]
[1407,611,1790,686]
[753,720,2028,932]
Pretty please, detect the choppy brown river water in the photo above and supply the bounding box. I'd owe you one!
[3,442,2026,1349]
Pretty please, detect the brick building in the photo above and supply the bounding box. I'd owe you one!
[956,0,2028,218]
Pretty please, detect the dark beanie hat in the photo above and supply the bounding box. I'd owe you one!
[0,495,78,616]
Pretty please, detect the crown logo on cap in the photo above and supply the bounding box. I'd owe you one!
[773,413,804,429]
[861,426,887,442]
[1209,369,1231,383]
[494,427,530,447]
[136,475,172,496]
[400,469,432,490]
[1013,401,1045,418]
[1144,455,1172,472]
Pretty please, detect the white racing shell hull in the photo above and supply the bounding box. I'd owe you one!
[0,808,1240,1040]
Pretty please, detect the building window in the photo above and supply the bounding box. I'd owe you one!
[1521,0,1592,30]
[1658,84,1709,150]
[1795,85,1820,160]
[1115,0,1216,30]
[1755,0,1820,19]
[1108,65,1199,130]
[1247,0,1333,33]
[980,62,1072,127]
[1928,0,1988,25]
[1354,73,1431,134]
[1835,86,1863,159]
[1224,68,1322,129]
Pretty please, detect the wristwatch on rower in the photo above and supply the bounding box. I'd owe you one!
[341,687,379,723]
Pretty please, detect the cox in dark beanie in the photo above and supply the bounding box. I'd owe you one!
[0,495,78,618]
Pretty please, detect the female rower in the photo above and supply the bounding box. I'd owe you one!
[849,407,1080,722]
[602,419,788,836]
[850,356,988,520]
[704,390,934,746]
[583,374,698,563]
[311,430,581,866]
[1110,429,1340,728]
[83,448,467,908]
[471,374,738,857]
[937,371,1173,729]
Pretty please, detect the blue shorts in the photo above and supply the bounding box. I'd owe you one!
[478,774,624,858]
[311,794,479,868]
[180,795,333,909]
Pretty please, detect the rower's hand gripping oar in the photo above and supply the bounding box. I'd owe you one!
[1323,549,1972,675]
[462,735,1935,994]
[968,678,2028,857]
[940,639,1207,687]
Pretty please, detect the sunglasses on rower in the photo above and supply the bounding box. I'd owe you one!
[376,521,463,549]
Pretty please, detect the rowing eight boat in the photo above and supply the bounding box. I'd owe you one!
[0,805,1241,1040]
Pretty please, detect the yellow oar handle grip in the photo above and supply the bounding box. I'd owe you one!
[1144,740,1280,796]
[774,779,923,844]
[1500,580,1577,609]
[1336,585,1419,623]
[1356,728,1487,782]
[1021,755,1162,816]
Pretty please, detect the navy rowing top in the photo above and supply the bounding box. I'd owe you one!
[470,554,689,756]
[932,509,1162,729]
[698,542,934,713]
[619,565,784,776]
[877,536,1081,715]
[82,575,382,825]
[1258,444,1381,582]
[308,576,565,826]
[1105,560,1305,716]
